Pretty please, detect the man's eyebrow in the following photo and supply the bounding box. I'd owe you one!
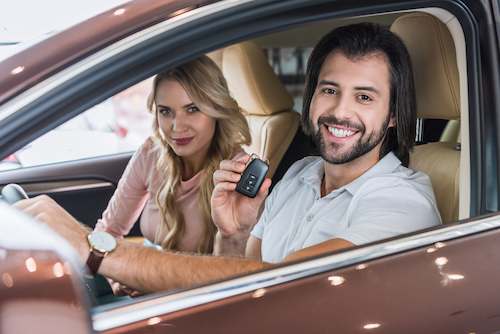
[353,86,381,95]
[318,80,339,87]
[319,80,381,95]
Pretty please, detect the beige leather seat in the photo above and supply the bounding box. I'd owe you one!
[209,42,300,178]
[440,119,460,143]
[391,13,461,224]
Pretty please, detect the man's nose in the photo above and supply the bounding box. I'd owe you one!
[330,95,353,119]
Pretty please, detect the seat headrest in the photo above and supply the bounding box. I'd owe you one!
[220,41,294,116]
[391,13,460,120]
[207,49,223,68]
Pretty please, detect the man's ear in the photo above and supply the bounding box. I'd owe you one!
[388,114,396,128]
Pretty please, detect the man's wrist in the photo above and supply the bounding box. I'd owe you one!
[214,230,250,256]
[218,228,251,240]
[77,224,92,261]
[85,230,117,275]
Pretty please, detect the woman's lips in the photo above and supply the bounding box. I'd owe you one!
[172,137,194,146]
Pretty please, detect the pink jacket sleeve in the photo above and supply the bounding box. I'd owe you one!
[94,138,155,237]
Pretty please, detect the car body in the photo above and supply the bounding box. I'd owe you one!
[1,0,500,333]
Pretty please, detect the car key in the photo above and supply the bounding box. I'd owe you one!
[235,156,269,198]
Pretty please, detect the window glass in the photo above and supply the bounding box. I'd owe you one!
[264,47,313,112]
[0,79,153,171]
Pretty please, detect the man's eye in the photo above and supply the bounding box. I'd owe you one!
[187,105,200,113]
[357,94,372,103]
[321,87,336,95]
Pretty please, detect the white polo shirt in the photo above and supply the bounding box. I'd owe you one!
[251,152,442,263]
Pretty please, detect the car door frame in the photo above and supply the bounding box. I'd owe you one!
[1,0,500,332]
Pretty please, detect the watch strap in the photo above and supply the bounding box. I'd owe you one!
[86,249,106,276]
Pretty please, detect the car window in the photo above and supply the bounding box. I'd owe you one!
[264,47,313,112]
[0,79,153,171]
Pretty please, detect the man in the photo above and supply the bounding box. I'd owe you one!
[16,23,441,293]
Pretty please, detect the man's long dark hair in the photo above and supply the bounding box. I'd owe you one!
[301,23,416,166]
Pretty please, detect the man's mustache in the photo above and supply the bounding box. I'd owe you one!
[317,115,364,132]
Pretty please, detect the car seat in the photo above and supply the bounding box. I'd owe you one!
[209,41,300,178]
[391,12,461,224]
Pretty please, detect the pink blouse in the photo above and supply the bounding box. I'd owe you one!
[94,138,206,252]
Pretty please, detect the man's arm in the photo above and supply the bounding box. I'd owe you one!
[108,236,263,292]
[283,238,354,262]
[213,231,263,260]
[15,195,357,292]
[101,240,267,292]
[15,195,268,292]
[107,237,352,290]
[213,231,250,257]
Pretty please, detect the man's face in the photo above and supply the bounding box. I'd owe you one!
[309,51,394,164]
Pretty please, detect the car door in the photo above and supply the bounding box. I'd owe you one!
[0,152,132,230]
[1,0,500,333]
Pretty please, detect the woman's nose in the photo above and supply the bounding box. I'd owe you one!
[171,113,188,131]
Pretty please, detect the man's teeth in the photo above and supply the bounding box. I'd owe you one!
[328,126,355,138]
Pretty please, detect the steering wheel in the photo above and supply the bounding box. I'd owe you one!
[1,183,29,203]
[1,183,114,305]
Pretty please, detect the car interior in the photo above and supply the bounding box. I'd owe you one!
[209,10,464,225]
[0,6,470,306]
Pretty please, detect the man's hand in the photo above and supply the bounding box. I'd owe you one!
[14,195,90,261]
[211,153,271,237]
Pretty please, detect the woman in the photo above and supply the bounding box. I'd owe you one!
[95,55,251,254]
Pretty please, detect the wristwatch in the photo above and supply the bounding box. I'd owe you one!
[86,231,117,275]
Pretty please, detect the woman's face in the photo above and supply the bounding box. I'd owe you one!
[155,79,216,163]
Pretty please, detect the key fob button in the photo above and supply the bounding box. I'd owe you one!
[235,158,269,198]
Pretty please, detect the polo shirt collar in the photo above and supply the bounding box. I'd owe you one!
[300,152,402,196]
[300,158,324,188]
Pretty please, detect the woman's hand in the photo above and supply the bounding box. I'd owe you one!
[211,153,271,238]
[109,278,143,297]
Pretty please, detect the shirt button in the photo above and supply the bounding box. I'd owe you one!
[306,214,314,222]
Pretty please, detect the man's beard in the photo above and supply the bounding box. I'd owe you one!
[312,113,391,164]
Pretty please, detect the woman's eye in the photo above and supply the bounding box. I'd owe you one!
[158,108,172,116]
[357,94,372,103]
[187,105,200,113]
[321,87,336,95]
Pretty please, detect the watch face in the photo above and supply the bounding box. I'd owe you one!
[88,231,117,253]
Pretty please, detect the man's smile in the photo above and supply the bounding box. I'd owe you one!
[326,125,358,138]
[321,123,361,141]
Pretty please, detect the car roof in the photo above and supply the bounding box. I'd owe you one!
[0,0,215,106]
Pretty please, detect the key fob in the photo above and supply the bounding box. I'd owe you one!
[235,157,269,198]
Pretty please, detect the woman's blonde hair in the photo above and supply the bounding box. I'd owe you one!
[147,55,251,253]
